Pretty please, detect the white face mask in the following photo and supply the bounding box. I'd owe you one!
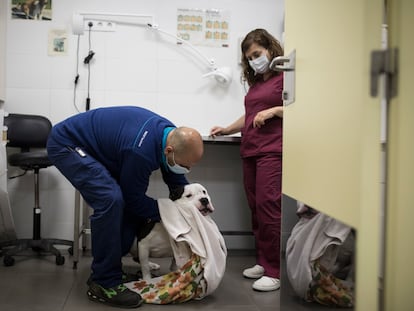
[167,152,190,174]
[248,53,270,74]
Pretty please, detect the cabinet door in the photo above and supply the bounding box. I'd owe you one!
[283,1,383,310]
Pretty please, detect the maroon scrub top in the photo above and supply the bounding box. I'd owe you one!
[240,73,284,158]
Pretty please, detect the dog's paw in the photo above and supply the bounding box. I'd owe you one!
[149,261,160,270]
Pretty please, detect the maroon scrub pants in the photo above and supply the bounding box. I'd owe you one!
[242,153,282,279]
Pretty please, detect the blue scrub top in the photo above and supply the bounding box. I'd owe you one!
[50,106,188,221]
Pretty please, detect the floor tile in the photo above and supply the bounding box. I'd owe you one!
[0,250,280,311]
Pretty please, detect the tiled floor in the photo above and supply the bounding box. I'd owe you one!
[0,249,278,311]
[0,249,342,311]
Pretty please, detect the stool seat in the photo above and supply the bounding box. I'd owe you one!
[8,150,52,170]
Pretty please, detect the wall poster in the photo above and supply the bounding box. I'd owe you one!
[177,8,230,48]
[11,0,52,20]
[48,29,67,56]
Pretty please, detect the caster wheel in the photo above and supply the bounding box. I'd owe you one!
[56,255,65,266]
[68,247,73,256]
[73,262,78,269]
[4,255,15,266]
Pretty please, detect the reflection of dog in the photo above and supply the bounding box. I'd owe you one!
[130,183,214,280]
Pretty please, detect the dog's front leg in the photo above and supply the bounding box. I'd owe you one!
[138,240,152,281]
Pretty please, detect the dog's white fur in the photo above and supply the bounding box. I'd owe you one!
[130,183,214,280]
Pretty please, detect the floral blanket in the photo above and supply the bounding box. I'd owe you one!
[125,254,206,304]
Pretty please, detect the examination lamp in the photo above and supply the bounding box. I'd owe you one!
[72,13,232,85]
[147,23,232,85]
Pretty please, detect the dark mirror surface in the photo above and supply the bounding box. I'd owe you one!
[281,194,355,310]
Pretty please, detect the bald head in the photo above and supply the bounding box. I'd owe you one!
[165,127,204,169]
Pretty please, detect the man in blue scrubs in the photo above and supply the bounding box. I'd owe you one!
[47,106,204,308]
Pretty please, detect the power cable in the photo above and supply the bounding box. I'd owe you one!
[73,34,81,113]
[84,22,94,111]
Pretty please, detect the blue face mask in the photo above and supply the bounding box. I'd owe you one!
[167,152,190,174]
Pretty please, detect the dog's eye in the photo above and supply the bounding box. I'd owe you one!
[185,194,192,198]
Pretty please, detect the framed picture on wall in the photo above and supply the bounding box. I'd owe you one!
[11,0,52,20]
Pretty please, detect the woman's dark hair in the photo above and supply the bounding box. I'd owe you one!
[241,28,284,86]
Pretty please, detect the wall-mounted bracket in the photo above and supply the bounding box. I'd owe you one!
[370,48,398,100]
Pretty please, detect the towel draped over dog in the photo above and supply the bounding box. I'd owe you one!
[158,198,227,296]
[126,198,227,303]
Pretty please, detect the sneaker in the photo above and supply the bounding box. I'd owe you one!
[87,272,140,286]
[252,276,280,292]
[87,282,143,308]
[243,264,265,279]
[122,272,141,283]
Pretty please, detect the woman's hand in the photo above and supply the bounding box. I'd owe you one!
[210,126,226,137]
[253,107,283,128]
[253,108,274,128]
[210,115,245,137]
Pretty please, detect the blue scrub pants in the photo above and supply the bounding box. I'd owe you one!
[47,137,138,288]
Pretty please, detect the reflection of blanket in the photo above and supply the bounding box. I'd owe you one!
[125,198,227,303]
[307,259,354,307]
[286,210,353,303]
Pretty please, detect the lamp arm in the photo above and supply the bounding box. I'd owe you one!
[72,12,154,35]
[72,13,230,83]
[147,23,217,70]
[78,12,154,23]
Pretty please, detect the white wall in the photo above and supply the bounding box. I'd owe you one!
[0,0,6,100]
[4,0,284,249]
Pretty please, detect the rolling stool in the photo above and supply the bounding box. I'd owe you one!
[0,113,73,266]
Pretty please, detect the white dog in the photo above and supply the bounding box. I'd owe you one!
[130,183,215,280]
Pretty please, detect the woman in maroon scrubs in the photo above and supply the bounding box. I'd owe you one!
[210,28,283,292]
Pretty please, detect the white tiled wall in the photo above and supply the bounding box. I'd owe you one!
[3,0,285,249]
[0,1,6,101]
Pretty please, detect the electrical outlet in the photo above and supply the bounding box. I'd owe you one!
[84,20,117,32]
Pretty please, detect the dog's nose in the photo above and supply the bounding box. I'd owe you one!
[200,197,209,206]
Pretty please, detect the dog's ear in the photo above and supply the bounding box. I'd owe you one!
[169,185,185,201]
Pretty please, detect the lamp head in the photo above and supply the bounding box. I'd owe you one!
[72,13,85,35]
[202,67,232,85]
